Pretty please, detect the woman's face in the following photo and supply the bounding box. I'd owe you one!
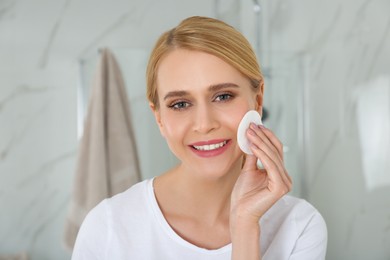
[152,48,262,179]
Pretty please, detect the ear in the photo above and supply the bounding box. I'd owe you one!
[255,80,264,117]
[149,102,165,138]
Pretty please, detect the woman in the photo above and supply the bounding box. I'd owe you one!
[72,16,327,260]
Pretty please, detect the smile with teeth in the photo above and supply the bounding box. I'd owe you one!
[192,141,228,151]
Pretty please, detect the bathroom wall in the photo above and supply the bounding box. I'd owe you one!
[247,0,390,259]
[1,0,389,259]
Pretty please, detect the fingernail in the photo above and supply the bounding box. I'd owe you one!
[248,128,256,135]
[250,123,257,129]
[258,124,265,129]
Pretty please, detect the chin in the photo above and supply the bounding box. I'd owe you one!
[190,157,243,181]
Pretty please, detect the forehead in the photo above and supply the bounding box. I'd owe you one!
[156,49,250,93]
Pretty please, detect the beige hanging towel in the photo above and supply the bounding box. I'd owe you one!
[63,48,141,250]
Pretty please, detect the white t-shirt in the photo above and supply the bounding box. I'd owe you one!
[72,178,327,260]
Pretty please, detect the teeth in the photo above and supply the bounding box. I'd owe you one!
[193,141,227,151]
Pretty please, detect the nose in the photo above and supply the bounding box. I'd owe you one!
[193,104,220,134]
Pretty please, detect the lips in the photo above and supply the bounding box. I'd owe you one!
[192,140,228,151]
[189,139,231,158]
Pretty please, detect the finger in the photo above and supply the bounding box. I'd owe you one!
[250,144,291,195]
[257,127,293,186]
[249,124,283,161]
[258,126,284,161]
[248,130,292,191]
[242,154,258,172]
[248,125,292,186]
[247,127,281,165]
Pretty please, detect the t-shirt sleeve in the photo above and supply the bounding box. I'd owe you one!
[71,200,110,260]
[289,210,328,260]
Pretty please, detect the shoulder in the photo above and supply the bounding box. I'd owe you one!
[72,179,153,259]
[286,195,327,233]
[264,195,325,225]
[270,195,327,236]
[107,179,150,207]
[79,178,152,226]
[282,195,324,219]
[261,195,328,259]
[81,179,150,219]
[100,178,153,222]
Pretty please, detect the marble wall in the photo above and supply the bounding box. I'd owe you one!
[253,0,390,259]
[1,0,389,259]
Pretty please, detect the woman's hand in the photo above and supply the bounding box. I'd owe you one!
[230,123,292,259]
[231,123,292,225]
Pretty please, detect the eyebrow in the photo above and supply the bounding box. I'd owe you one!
[163,83,240,101]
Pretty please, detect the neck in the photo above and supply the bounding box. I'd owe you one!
[157,160,242,225]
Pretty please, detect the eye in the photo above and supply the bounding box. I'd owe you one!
[215,93,234,102]
[168,101,191,110]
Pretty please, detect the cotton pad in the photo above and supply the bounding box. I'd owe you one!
[237,110,263,154]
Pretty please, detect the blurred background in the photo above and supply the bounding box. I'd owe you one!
[1,0,389,259]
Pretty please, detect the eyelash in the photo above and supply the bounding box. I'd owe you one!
[167,92,235,111]
[214,92,234,102]
[168,100,191,110]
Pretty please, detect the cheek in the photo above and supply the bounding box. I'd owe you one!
[160,112,187,140]
[219,102,253,133]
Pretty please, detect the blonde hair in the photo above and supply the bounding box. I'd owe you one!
[146,16,263,108]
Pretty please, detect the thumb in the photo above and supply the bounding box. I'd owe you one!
[242,154,258,172]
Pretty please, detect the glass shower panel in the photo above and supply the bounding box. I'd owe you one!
[261,52,307,197]
[355,75,390,192]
